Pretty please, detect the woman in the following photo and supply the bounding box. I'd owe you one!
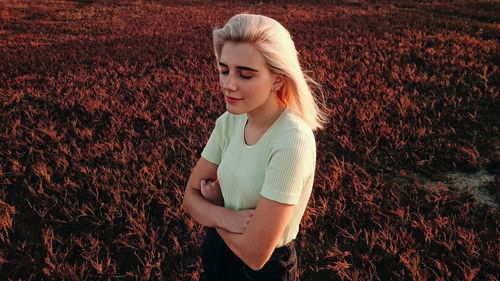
[182,13,327,280]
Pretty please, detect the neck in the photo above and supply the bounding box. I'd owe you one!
[246,99,287,131]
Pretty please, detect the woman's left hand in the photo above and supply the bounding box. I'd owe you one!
[200,179,224,206]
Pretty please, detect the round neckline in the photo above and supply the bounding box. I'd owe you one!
[242,107,289,148]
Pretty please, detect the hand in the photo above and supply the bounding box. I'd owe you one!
[200,179,254,233]
[200,179,224,206]
[219,208,255,234]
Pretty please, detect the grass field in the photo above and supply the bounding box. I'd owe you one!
[0,0,498,280]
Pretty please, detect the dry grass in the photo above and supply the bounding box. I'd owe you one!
[0,0,498,280]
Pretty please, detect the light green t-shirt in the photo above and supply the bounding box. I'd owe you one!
[201,107,317,247]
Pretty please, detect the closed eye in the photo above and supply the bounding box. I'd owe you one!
[219,71,252,80]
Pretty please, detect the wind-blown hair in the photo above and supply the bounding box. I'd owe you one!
[213,13,328,131]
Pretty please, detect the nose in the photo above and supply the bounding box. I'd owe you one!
[221,72,237,92]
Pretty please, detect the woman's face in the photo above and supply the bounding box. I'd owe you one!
[218,41,280,115]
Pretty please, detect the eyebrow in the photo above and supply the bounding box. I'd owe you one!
[218,62,259,72]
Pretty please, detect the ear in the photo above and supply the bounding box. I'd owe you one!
[272,75,286,91]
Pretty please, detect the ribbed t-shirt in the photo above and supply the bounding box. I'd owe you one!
[201,107,317,247]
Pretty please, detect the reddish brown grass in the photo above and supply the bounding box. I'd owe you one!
[0,0,498,280]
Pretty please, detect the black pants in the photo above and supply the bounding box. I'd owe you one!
[200,227,299,281]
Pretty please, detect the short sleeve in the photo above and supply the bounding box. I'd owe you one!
[200,112,227,165]
[260,129,316,205]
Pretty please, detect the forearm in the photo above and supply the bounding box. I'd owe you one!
[183,187,225,228]
[216,227,246,259]
[214,196,292,270]
[216,227,264,270]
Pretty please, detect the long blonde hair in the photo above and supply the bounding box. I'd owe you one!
[213,13,328,131]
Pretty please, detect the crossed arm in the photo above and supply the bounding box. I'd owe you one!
[182,157,295,270]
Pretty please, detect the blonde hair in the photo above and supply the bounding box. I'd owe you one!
[213,13,328,131]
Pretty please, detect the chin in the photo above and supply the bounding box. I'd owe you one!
[226,105,246,115]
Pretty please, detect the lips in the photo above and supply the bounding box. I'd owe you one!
[225,96,242,105]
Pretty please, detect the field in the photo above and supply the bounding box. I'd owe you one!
[0,0,499,280]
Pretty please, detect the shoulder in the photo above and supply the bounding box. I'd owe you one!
[274,109,315,146]
[214,111,244,129]
[264,109,316,158]
[215,111,230,124]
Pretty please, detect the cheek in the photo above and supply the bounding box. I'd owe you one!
[244,79,263,90]
[219,75,225,87]
[251,81,271,94]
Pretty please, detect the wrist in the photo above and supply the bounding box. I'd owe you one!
[214,206,228,229]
